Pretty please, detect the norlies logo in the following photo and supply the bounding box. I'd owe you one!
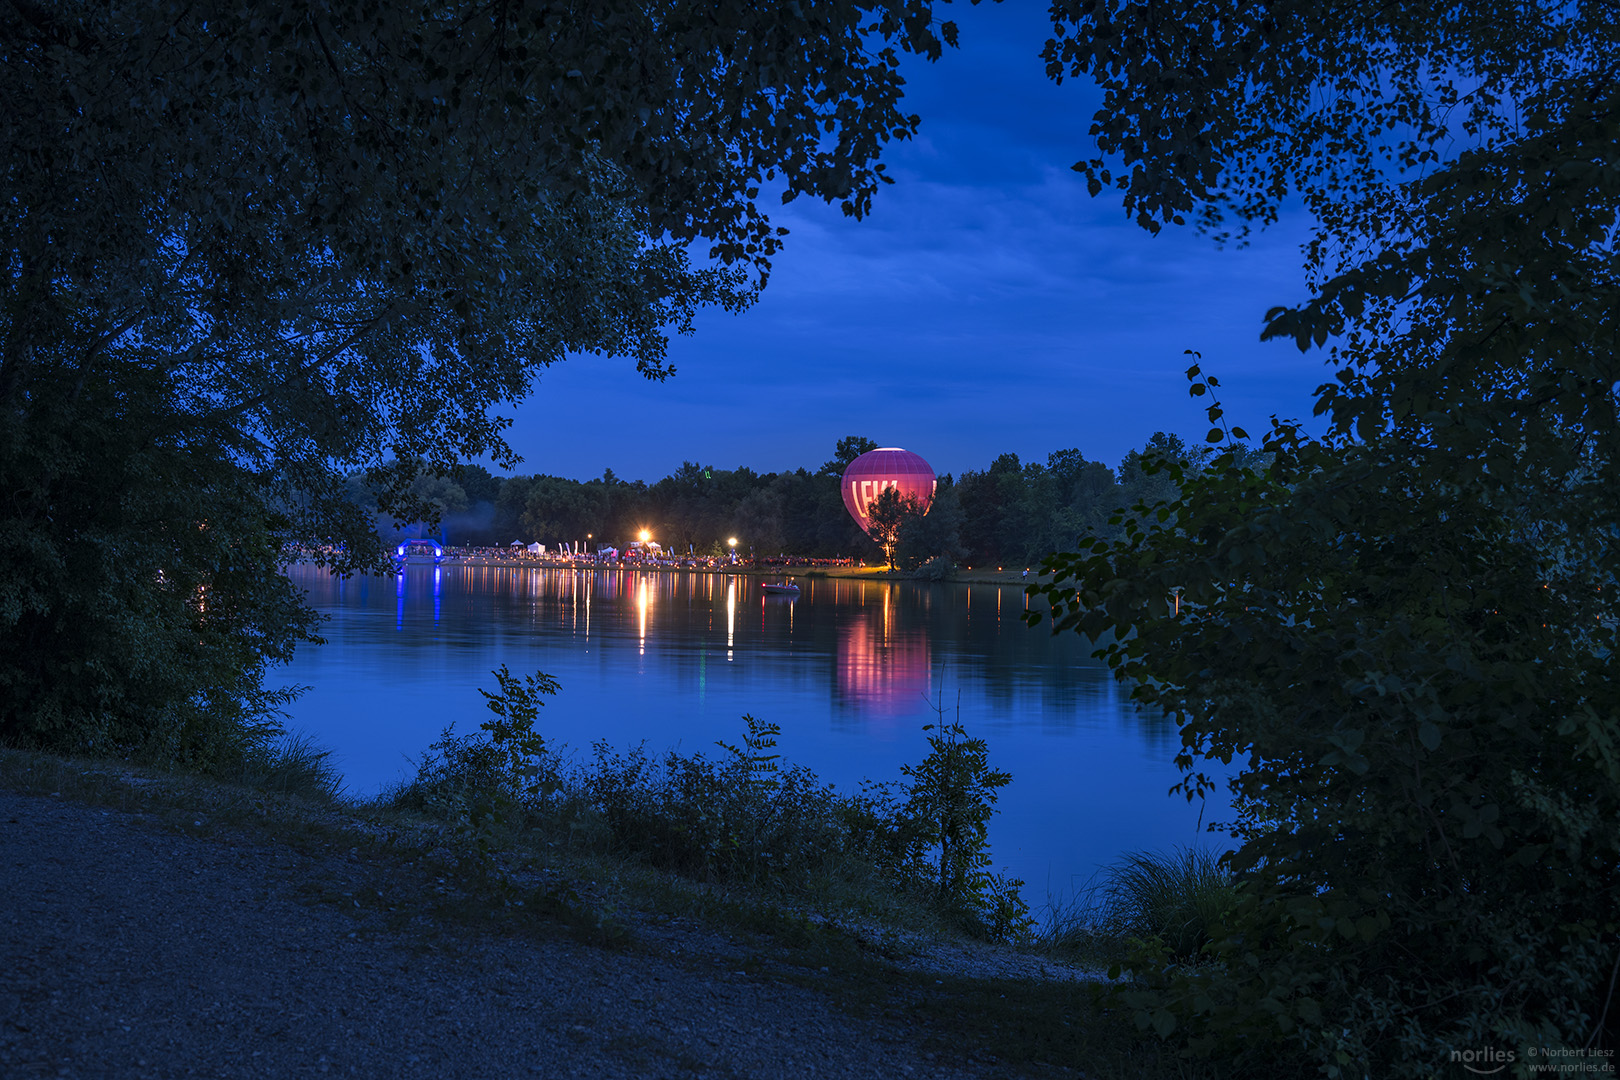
[1453,1047,1516,1075]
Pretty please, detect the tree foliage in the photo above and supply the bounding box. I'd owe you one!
[0,372,321,765]
[895,477,966,572]
[0,0,973,757]
[958,445,1171,567]
[820,435,882,476]
[866,487,918,570]
[1034,0,1620,1071]
[344,434,1183,570]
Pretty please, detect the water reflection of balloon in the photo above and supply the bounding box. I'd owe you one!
[836,615,930,723]
[839,448,937,535]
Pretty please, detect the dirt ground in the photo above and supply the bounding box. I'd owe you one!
[1,788,1060,1079]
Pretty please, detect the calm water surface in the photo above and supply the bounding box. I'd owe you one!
[280,562,1220,901]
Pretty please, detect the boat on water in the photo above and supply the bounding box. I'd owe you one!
[760,581,800,595]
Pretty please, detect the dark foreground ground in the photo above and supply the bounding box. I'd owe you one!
[1,787,1095,1080]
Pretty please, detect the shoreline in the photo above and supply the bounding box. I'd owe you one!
[309,555,1039,588]
[2,749,1126,1080]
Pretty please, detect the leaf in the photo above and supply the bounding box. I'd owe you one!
[1418,722,1441,751]
[1206,428,1225,442]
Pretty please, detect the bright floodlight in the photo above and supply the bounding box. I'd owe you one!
[728,537,737,546]
[639,529,650,542]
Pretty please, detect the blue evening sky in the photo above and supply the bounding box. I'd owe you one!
[505,3,1326,483]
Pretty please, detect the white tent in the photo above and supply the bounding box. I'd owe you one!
[527,542,543,554]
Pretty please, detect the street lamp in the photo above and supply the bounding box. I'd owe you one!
[727,537,737,562]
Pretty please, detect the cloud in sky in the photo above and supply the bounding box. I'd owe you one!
[506,3,1330,482]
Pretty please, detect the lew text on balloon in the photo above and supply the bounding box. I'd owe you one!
[839,448,937,535]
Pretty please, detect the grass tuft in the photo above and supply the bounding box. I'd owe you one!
[1091,846,1235,961]
[230,732,345,802]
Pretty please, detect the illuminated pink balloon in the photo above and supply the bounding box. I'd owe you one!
[840,448,936,535]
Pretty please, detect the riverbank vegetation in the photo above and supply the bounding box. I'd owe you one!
[0,618,1254,1076]
[3,739,1231,1078]
[1043,849,1236,970]
[387,668,1035,943]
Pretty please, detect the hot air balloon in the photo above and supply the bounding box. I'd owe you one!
[840,447,936,535]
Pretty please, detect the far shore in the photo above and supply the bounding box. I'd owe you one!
[306,550,1039,587]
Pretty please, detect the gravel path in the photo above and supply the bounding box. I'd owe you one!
[1,790,1043,1079]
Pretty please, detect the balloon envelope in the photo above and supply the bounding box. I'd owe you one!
[840,448,936,535]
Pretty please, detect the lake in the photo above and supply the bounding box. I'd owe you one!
[279,561,1221,905]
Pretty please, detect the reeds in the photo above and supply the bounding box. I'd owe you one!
[1044,846,1235,963]
[230,732,344,802]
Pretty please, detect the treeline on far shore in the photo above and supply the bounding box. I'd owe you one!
[350,432,1208,570]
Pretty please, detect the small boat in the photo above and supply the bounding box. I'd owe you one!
[760,581,800,595]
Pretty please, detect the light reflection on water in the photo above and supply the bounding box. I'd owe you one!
[280,563,1219,899]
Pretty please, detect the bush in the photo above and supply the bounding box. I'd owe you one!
[392,671,1034,939]
[584,732,853,888]
[1033,435,1620,1073]
[0,379,323,768]
[900,719,1032,938]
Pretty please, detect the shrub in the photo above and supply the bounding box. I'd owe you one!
[1032,433,1620,1072]
[900,719,1027,929]
[392,663,562,817]
[393,670,1034,939]
[584,733,851,888]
